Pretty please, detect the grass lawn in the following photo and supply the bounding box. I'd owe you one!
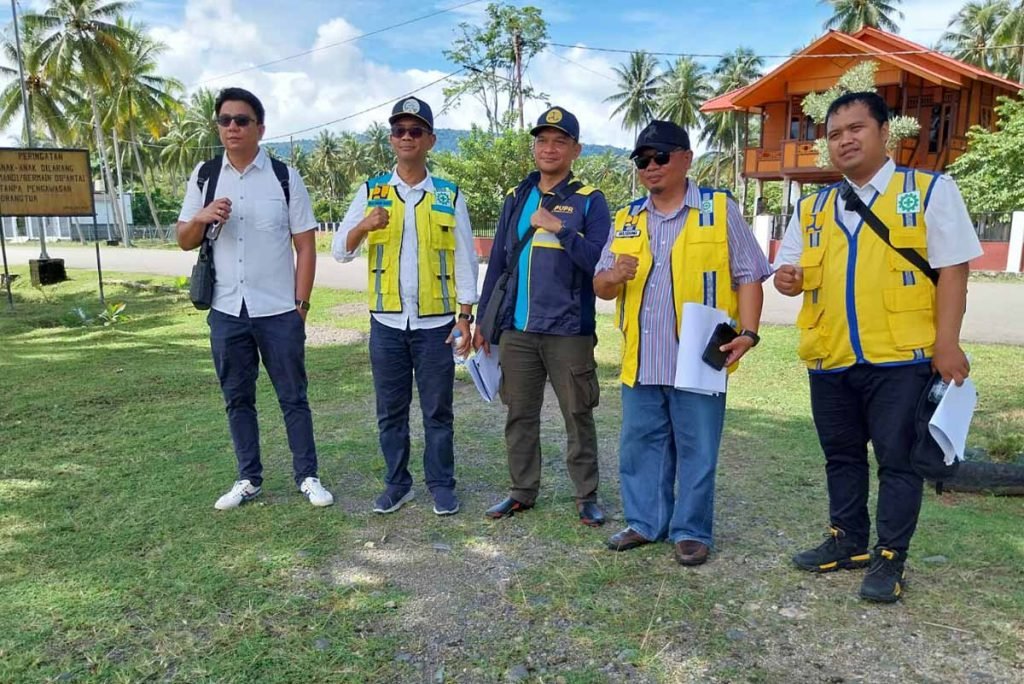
[1,268,1022,683]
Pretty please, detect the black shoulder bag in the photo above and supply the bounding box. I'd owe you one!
[478,179,583,344]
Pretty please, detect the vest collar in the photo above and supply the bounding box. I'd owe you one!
[641,178,702,220]
[845,157,896,196]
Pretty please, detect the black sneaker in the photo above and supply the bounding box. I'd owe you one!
[792,526,871,573]
[859,548,907,603]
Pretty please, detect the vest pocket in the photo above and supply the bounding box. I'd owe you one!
[883,285,935,350]
[431,214,457,251]
[888,226,927,250]
[796,302,827,361]
[366,228,390,245]
[799,247,825,290]
[368,243,393,294]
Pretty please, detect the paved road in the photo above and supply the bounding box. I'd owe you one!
[5,245,1023,344]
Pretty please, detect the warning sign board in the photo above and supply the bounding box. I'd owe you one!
[0,147,94,217]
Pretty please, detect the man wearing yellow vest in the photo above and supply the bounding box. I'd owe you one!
[594,121,771,566]
[333,97,478,516]
[774,92,981,602]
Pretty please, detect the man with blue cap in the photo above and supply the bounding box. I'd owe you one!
[475,106,611,526]
[333,96,478,517]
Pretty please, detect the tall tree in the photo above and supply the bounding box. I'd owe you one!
[364,122,395,175]
[0,22,79,144]
[656,57,711,130]
[705,47,764,189]
[25,0,137,244]
[160,88,219,176]
[441,2,548,133]
[941,0,1009,72]
[606,50,660,135]
[994,0,1024,81]
[820,0,904,33]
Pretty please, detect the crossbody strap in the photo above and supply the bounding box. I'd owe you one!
[504,179,584,278]
[839,181,939,285]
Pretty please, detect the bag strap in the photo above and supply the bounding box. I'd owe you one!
[196,156,222,258]
[838,181,939,285]
[504,179,584,278]
[270,157,291,207]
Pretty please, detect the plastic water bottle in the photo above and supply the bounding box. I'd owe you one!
[927,378,948,403]
[451,329,465,366]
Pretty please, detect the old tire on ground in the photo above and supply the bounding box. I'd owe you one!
[937,460,1024,496]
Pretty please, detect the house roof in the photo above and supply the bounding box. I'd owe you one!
[701,27,1023,113]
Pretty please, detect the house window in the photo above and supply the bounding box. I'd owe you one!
[929,104,952,154]
[980,106,993,130]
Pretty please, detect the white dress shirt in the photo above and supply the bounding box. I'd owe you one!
[178,148,317,317]
[333,168,479,330]
[774,158,983,270]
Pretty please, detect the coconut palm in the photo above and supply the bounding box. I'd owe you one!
[704,48,764,189]
[994,0,1024,81]
[941,0,1009,71]
[339,132,371,186]
[656,57,711,130]
[820,0,904,33]
[310,130,345,202]
[24,0,137,243]
[364,122,395,175]
[0,22,79,144]
[605,51,660,191]
[160,88,219,176]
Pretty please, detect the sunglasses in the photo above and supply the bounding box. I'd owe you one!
[634,150,677,170]
[216,114,256,128]
[390,125,428,139]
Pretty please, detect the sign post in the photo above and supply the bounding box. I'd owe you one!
[0,147,99,301]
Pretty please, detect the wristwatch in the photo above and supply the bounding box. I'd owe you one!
[295,299,311,312]
[458,312,475,323]
[739,329,760,347]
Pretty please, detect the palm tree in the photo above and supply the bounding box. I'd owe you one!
[605,50,660,191]
[820,0,904,33]
[994,0,1024,81]
[0,23,79,144]
[339,132,371,187]
[25,0,136,244]
[656,57,711,130]
[160,88,219,176]
[706,48,764,189]
[364,122,394,175]
[941,0,1009,71]
[104,19,183,238]
[310,130,344,206]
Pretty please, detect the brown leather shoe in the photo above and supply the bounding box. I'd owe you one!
[606,527,652,551]
[577,501,605,527]
[484,496,533,519]
[673,540,710,566]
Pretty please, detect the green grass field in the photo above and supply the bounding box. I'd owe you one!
[1,268,1022,683]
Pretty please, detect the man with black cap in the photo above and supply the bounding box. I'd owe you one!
[594,120,771,565]
[475,106,611,526]
[333,96,478,516]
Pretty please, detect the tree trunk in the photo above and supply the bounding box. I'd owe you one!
[129,117,165,240]
[111,132,132,246]
[88,89,127,246]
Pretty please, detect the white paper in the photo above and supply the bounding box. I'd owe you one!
[673,302,730,396]
[467,346,502,403]
[928,378,978,465]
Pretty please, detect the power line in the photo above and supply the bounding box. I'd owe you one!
[188,0,484,88]
[548,41,1024,60]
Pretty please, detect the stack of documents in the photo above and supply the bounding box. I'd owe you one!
[467,347,502,403]
[928,378,978,465]
[674,302,729,396]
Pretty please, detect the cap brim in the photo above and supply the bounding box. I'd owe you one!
[629,142,679,159]
[530,124,578,141]
[388,112,433,130]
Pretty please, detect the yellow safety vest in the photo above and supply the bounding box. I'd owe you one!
[796,168,939,371]
[610,189,739,387]
[364,174,459,316]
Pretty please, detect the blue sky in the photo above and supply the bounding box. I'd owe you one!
[16,0,966,148]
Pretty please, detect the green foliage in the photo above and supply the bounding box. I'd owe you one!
[948,94,1024,212]
[61,301,128,326]
[129,183,181,225]
[574,151,634,212]
[820,0,905,33]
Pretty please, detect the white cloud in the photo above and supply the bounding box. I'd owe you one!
[900,0,963,47]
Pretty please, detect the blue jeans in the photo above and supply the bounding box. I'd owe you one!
[618,384,726,546]
[208,304,318,487]
[369,318,456,494]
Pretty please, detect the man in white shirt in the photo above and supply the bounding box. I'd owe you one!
[177,87,333,511]
[774,91,981,602]
[333,97,478,516]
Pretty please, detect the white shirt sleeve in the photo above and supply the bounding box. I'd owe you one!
[287,168,317,235]
[772,211,804,269]
[924,176,984,269]
[332,185,368,262]
[176,162,206,223]
[453,190,480,305]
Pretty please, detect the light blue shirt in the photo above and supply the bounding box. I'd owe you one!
[513,187,542,330]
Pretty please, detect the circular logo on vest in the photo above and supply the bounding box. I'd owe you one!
[402,98,421,115]
[700,199,713,214]
[897,191,921,214]
[545,108,563,124]
[435,188,453,208]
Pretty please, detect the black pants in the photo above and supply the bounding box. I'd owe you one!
[809,362,931,552]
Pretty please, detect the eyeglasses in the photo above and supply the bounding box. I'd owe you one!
[390,125,428,139]
[634,150,676,170]
[216,114,256,128]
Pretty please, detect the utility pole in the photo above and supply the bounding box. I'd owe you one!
[513,31,525,129]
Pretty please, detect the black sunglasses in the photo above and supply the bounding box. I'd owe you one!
[390,125,428,139]
[216,114,256,128]
[634,150,678,170]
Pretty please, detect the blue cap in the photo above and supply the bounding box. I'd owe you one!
[530,106,579,141]
[389,96,434,130]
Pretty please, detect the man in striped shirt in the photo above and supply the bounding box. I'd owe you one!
[594,120,771,566]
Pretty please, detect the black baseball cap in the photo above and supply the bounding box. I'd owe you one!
[630,120,691,158]
[530,106,580,141]
[389,96,434,130]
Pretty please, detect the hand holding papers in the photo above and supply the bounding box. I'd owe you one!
[674,303,730,396]
[928,378,978,466]
[467,347,502,403]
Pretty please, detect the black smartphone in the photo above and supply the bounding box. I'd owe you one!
[701,323,738,371]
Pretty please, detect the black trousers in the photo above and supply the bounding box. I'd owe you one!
[809,362,932,552]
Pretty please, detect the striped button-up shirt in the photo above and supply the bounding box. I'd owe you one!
[595,182,771,387]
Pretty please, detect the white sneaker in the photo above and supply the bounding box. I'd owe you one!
[214,480,261,510]
[300,477,334,507]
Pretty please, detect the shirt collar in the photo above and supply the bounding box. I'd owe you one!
[389,167,434,194]
[642,178,701,219]
[222,147,268,173]
[847,157,895,195]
